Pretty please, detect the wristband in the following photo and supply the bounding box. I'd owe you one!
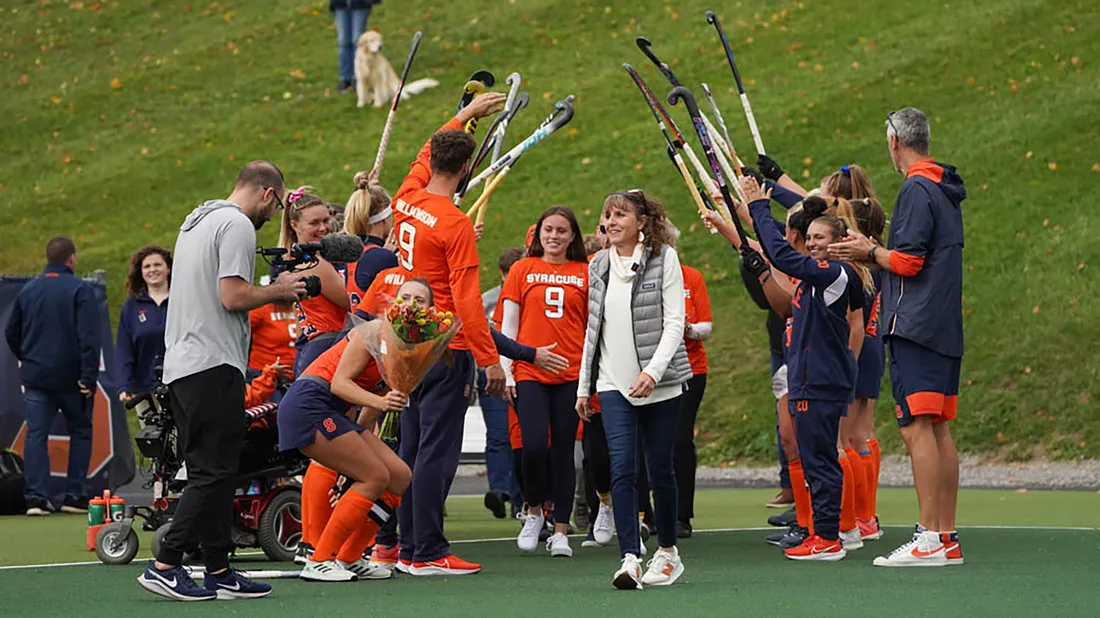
[868,246,878,263]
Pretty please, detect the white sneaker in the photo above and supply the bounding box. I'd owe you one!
[337,558,393,580]
[873,530,947,567]
[593,503,614,545]
[300,560,359,582]
[840,528,864,550]
[641,546,684,586]
[546,532,572,557]
[612,553,644,590]
[518,512,545,552]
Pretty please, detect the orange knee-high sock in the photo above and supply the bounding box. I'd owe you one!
[861,451,878,518]
[867,439,882,516]
[839,455,857,533]
[788,460,814,534]
[301,463,340,547]
[312,491,374,563]
[335,490,402,563]
[846,447,871,522]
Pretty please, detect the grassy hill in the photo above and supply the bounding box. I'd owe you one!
[2,0,1098,463]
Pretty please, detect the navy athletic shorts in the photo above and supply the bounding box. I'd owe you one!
[888,336,961,428]
[277,377,363,451]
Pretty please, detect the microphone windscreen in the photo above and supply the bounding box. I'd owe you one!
[319,234,365,263]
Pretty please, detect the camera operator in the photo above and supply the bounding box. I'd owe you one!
[138,161,306,602]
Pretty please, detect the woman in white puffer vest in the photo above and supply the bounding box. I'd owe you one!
[575,189,692,590]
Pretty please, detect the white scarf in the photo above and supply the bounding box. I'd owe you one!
[609,243,643,282]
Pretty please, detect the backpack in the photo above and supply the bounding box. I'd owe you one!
[0,449,27,515]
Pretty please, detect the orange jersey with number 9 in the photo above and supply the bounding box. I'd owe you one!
[501,257,588,384]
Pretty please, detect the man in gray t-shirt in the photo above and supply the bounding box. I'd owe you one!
[139,161,305,602]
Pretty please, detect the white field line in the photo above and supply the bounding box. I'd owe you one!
[0,525,1095,571]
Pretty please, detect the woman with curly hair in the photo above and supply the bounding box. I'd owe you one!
[115,245,172,403]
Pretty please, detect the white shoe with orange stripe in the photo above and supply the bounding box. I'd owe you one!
[873,530,947,567]
[641,547,684,586]
[941,531,964,565]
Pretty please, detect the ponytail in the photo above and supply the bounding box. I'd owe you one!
[278,186,325,249]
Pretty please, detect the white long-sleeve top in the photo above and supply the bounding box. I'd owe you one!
[584,243,685,406]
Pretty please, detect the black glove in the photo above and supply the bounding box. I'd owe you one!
[740,246,770,279]
[757,154,785,181]
[739,166,766,186]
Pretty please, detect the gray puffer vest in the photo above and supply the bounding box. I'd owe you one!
[581,244,692,397]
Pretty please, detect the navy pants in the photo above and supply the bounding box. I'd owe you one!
[22,388,92,502]
[599,390,681,557]
[478,371,521,511]
[581,412,612,519]
[334,7,372,82]
[515,381,578,524]
[790,398,844,540]
[397,351,475,563]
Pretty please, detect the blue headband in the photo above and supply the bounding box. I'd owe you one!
[840,165,851,177]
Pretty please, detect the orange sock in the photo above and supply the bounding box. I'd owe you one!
[846,447,870,521]
[839,454,857,533]
[301,463,340,547]
[861,451,878,518]
[313,490,374,563]
[867,439,882,516]
[788,460,814,534]
[335,490,403,563]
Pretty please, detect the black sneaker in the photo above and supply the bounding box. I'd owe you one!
[765,531,786,546]
[767,507,797,528]
[483,491,506,519]
[203,568,272,600]
[677,520,693,539]
[61,495,89,514]
[137,561,216,601]
[25,497,53,516]
[778,525,809,549]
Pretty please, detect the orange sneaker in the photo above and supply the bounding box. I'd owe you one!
[784,534,846,562]
[858,517,884,541]
[941,532,964,566]
[370,544,399,569]
[395,558,412,574]
[408,554,481,576]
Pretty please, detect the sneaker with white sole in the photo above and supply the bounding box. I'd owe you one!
[395,558,413,574]
[203,568,272,599]
[293,543,314,566]
[300,560,359,582]
[641,547,684,586]
[840,528,864,550]
[136,561,217,601]
[612,553,644,590]
[873,529,947,567]
[370,544,399,569]
[518,512,545,552]
[582,528,600,548]
[337,558,393,580]
[592,503,613,545]
[858,517,884,541]
[546,532,572,557]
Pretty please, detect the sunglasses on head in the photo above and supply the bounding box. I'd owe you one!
[886,111,900,139]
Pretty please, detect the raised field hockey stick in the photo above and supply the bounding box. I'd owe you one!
[701,113,749,205]
[669,86,750,247]
[623,63,733,224]
[492,72,524,164]
[370,31,423,178]
[623,63,717,232]
[705,10,766,155]
[456,70,496,134]
[463,96,575,193]
[456,91,529,204]
[701,83,739,165]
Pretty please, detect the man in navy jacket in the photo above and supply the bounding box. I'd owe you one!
[5,237,101,515]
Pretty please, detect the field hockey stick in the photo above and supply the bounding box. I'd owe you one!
[455,92,529,204]
[370,31,423,178]
[464,97,575,193]
[700,112,750,205]
[701,83,735,157]
[492,72,523,164]
[183,566,301,580]
[623,64,732,224]
[457,70,496,134]
[669,86,750,247]
[705,10,766,155]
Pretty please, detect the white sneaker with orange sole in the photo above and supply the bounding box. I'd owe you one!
[641,547,684,586]
[873,530,947,567]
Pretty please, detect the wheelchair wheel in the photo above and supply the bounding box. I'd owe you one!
[257,489,301,562]
[95,522,139,565]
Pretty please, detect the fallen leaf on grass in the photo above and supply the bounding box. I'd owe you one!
[1032,305,1040,314]
[1091,163,1100,172]
[110,77,122,89]
[289,68,306,79]
[1048,161,1058,171]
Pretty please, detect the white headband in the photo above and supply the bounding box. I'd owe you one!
[367,206,393,224]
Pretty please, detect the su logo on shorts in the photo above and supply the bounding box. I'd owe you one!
[323,418,338,434]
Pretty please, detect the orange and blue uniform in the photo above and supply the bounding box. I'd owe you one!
[347,236,400,319]
[248,303,297,372]
[292,270,350,377]
[677,264,712,524]
[854,271,885,400]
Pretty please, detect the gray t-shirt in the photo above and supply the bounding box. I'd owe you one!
[163,200,256,384]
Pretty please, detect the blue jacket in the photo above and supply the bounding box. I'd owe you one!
[4,264,101,391]
[881,160,966,358]
[115,294,168,393]
[329,0,380,11]
[751,200,861,403]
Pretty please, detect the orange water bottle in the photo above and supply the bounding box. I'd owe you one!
[87,493,107,550]
[108,494,126,522]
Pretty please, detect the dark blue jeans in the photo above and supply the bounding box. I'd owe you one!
[599,390,681,557]
[334,7,372,81]
[477,371,521,511]
[22,388,93,502]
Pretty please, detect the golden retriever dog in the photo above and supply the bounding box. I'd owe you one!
[355,30,439,108]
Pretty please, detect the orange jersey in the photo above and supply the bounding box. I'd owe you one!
[347,239,399,315]
[681,265,712,375]
[359,266,407,318]
[490,295,504,330]
[393,116,497,367]
[500,257,588,384]
[295,291,348,343]
[303,333,386,394]
[249,304,298,370]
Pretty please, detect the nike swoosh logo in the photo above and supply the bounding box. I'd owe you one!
[220,581,241,591]
[911,547,942,557]
[811,545,837,554]
[150,572,178,588]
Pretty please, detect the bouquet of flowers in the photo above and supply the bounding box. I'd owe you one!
[360,295,461,448]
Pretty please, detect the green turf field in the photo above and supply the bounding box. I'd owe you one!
[1,488,1098,616]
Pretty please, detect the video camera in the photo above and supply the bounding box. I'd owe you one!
[257,234,364,299]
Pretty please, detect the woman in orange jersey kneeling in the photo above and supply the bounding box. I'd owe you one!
[501,206,589,558]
